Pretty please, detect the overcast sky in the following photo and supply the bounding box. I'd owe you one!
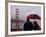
[10,5,41,21]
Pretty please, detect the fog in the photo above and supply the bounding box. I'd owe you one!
[10,5,41,29]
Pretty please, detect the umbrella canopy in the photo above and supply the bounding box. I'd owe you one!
[27,14,41,20]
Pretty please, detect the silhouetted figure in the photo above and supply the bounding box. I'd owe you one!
[23,19,34,31]
[33,21,41,30]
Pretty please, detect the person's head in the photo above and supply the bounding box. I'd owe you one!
[33,21,37,25]
[27,19,29,21]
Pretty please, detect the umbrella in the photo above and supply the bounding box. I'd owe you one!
[27,14,41,20]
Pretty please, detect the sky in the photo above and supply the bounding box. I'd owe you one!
[11,5,41,21]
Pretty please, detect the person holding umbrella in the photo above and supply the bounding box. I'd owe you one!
[23,18,34,31]
[33,21,41,30]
